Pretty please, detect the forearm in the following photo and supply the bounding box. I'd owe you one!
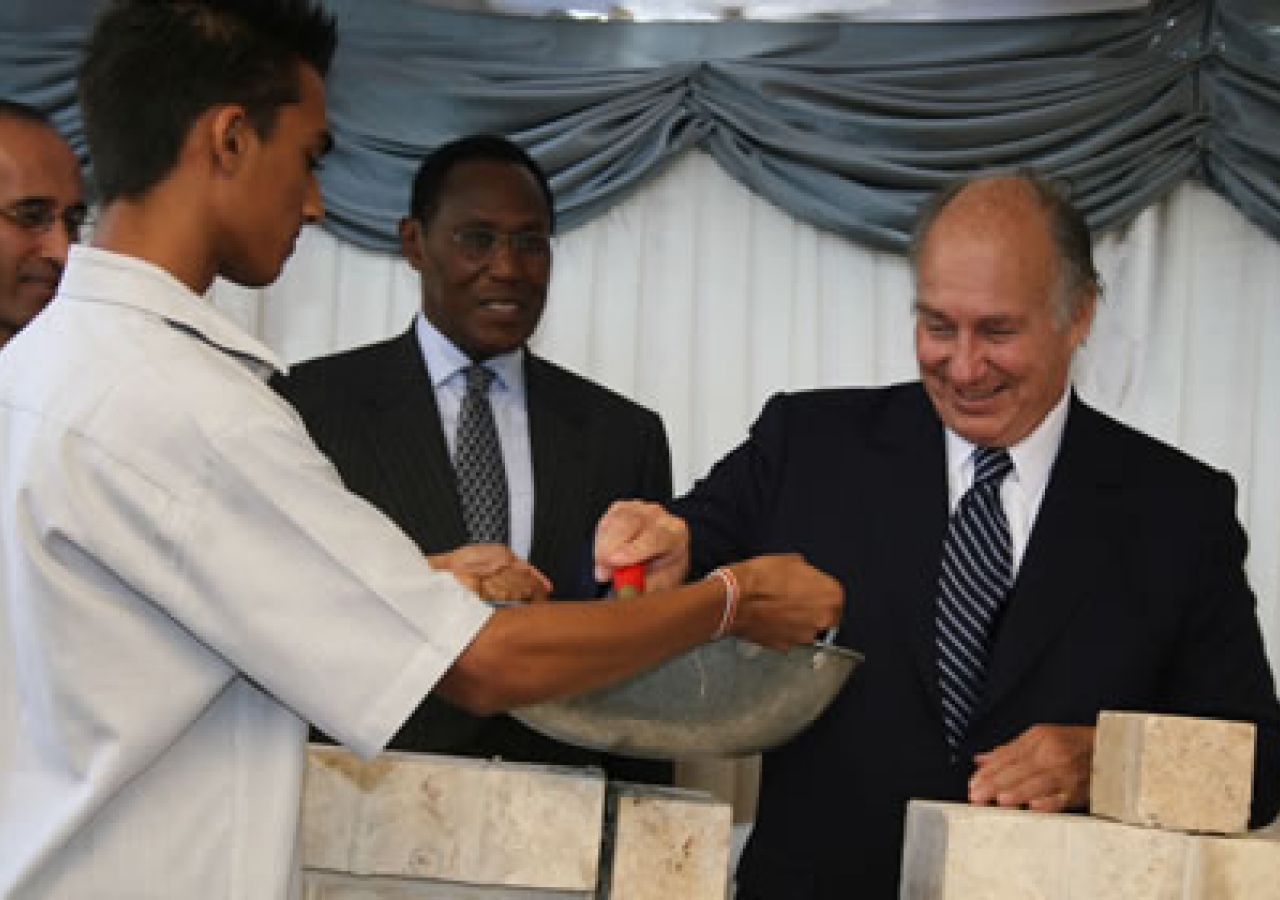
[438,576,725,714]
[439,552,841,714]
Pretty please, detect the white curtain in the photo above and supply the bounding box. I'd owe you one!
[212,150,1280,811]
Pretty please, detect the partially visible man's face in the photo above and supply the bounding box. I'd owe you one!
[0,117,84,344]
[220,62,329,288]
[914,179,1095,448]
[401,159,551,362]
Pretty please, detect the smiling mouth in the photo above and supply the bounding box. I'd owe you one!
[947,384,1005,409]
[478,300,523,313]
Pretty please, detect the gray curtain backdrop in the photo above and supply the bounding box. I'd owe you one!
[2,0,1279,255]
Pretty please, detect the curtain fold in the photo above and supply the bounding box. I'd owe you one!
[6,0,1280,254]
[317,0,1225,251]
[1203,0,1280,245]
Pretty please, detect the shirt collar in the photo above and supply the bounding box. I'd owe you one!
[58,245,284,377]
[944,386,1072,500]
[414,311,525,394]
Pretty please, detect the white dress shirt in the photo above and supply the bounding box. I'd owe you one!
[943,388,1072,575]
[415,313,534,559]
[0,247,491,899]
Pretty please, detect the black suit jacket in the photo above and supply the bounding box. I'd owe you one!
[672,383,1280,900]
[274,327,672,780]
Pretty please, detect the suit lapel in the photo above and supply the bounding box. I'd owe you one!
[980,396,1126,717]
[363,328,468,550]
[525,355,589,579]
[866,387,952,713]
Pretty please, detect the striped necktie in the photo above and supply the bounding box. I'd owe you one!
[936,446,1014,752]
[454,363,509,544]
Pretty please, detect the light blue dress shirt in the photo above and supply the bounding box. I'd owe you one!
[415,312,534,559]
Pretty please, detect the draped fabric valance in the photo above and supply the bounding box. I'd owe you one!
[2,0,1280,254]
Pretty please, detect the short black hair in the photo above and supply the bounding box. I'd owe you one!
[409,134,556,234]
[0,99,55,129]
[79,0,337,204]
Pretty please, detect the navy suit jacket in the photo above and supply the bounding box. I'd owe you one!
[274,327,672,779]
[672,382,1280,900]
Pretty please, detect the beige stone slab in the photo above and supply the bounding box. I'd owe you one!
[302,746,605,891]
[900,800,1190,900]
[301,745,363,873]
[1064,814,1187,900]
[1184,831,1280,899]
[604,784,732,900]
[901,800,1071,899]
[1091,711,1254,834]
[301,869,591,899]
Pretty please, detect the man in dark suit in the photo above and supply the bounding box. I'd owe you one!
[594,172,1280,897]
[276,135,672,780]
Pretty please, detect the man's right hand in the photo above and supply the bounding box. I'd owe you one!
[726,554,844,649]
[593,500,690,592]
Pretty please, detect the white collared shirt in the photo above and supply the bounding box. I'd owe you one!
[0,247,491,899]
[943,388,1072,575]
[415,313,534,558]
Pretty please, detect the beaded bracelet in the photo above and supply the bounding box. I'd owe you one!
[707,566,740,640]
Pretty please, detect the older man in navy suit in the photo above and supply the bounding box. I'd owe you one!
[595,172,1280,898]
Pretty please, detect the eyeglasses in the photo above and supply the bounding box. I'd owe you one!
[0,198,90,243]
[452,228,552,265]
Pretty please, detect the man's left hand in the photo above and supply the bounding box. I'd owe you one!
[968,724,1095,813]
[429,544,552,602]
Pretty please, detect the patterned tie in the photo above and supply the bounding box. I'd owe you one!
[454,363,509,544]
[936,446,1014,752]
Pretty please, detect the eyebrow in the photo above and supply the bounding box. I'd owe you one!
[9,197,58,208]
[455,217,549,231]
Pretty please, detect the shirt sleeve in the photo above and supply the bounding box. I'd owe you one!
[154,400,491,758]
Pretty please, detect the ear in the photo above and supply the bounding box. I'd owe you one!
[399,216,426,272]
[1068,289,1097,350]
[209,105,255,174]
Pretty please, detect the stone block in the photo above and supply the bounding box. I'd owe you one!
[1091,711,1254,834]
[900,799,1188,899]
[901,800,1069,899]
[1184,832,1280,899]
[302,745,605,892]
[602,783,732,900]
[300,869,590,899]
[1064,814,1188,900]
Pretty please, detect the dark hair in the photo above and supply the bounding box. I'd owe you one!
[0,99,55,129]
[910,170,1102,324]
[409,134,556,234]
[79,0,336,203]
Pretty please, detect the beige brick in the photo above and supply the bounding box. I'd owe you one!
[604,784,732,900]
[301,744,366,873]
[1065,815,1187,900]
[901,801,1071,899]
[900,800,1188,899]
[302,746,605,891]
[301,869,591,899]
[1091,712,1254,834]
[1184,832,1280,899]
